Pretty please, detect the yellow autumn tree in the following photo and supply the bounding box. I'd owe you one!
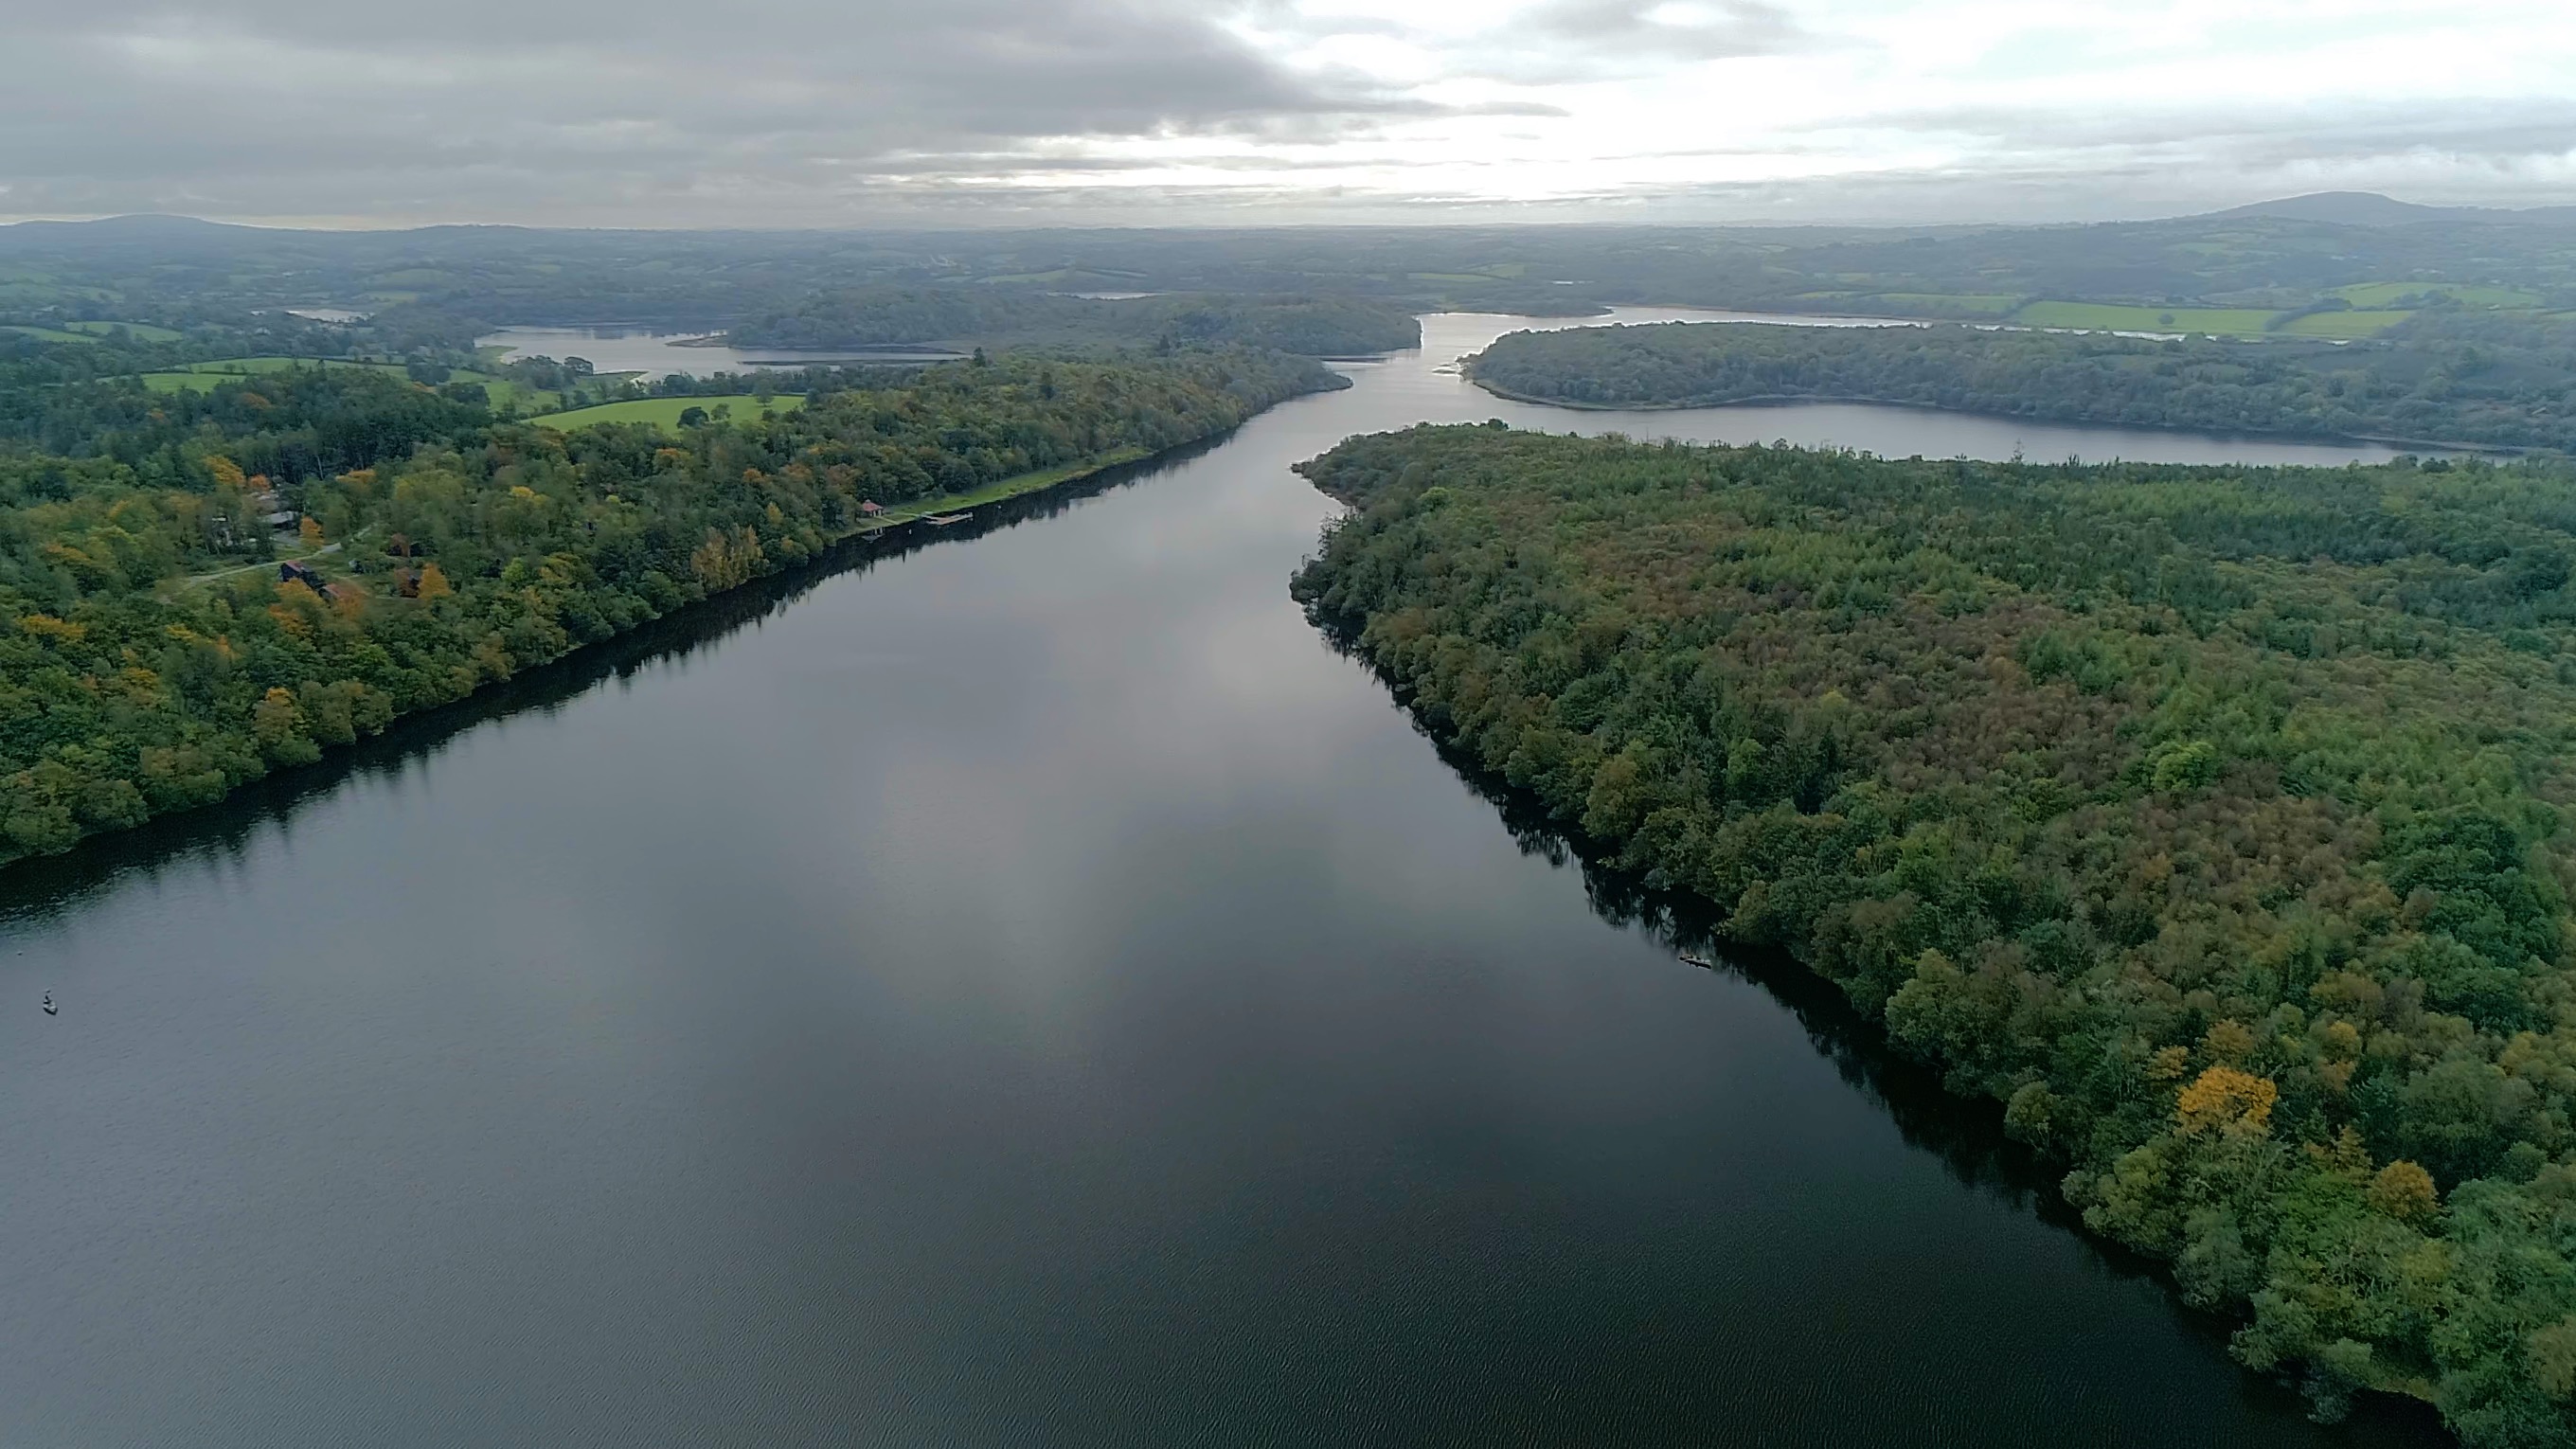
[204,455,246,490]
[2367,1160,2440,1224]
[2201,1019,2257,1064]
[250,686,319,764]
[415,562,453,599]
[2176,1065,2277,1137]
[689,526,764,591]
[298,516,325,548]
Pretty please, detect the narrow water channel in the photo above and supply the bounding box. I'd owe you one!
[0,317,2446,1445]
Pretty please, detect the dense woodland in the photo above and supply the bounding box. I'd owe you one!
[725,289,1422,356]
[1296,424,2576,1445]
[0,349,1335,861]
[8,203,2573,335]
[1468,315,2576,452]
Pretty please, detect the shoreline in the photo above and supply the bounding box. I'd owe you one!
[1316,597,2444,1427]
[1290,452,2462,1430]
[0,404,1295,873]
[847,446,1156,532]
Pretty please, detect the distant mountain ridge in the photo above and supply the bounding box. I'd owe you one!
[9,195,2576,241]
[2203,190,2576,226]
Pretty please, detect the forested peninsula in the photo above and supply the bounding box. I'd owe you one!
[1295,424,2576,1445]
[0,349,1335,863]
[1468,316,2576,453]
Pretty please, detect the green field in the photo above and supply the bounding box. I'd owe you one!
[1869,292,2024,316]
[141,370,301,393]
[857,446,1154,528]
[2011,301,2282,335]
[0,278,106,304]
[2334,281,2542,309]
[135,359,551,408]
[140,357,404,392]
[66,319,183,342]
[529,395,804,431]
[3,324,99,345]
[2274,309,2414,339]
[458,374,559,413]
[185,356,404,375]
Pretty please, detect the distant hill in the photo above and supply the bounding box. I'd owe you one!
[2207,191,2576,226]
[0,213,281,259]
[0,213,262,238]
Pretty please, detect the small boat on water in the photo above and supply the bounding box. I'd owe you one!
[41,990,57,1015]
[922,512,971,527]
[1676,951,1713,969]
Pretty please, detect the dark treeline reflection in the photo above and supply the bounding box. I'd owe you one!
[1401,680,2456,1445]
[0,350,1327,869]
[0,437,1225,927]
[1292,421,2576,1444]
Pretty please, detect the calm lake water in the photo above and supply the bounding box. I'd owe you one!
[1,316,2444,1445]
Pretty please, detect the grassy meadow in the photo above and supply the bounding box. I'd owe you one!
[2010,301,2284,335]
[66,319,184,342]
[138,358,406,393]
[2273,310,2416,339]
[1870,292,2025,315]
[528,395,803,431]
[135,359,559,412]
[2333,281,2543,309]
[1797,283,2559,341]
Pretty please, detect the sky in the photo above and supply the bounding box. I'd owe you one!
[1,0,2570,227]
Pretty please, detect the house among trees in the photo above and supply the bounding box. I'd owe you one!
[859,499,885,517]
[278,561,326,589]
[248,481,295,530]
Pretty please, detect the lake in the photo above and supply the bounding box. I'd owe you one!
[0,315,2445,1445]
[479,325,965,378]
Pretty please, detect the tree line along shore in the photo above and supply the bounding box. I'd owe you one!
[1295,423,2576,1446]
[0,350,1340,862]
[1466,315,2576,456]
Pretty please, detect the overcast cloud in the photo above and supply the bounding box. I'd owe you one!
[0,0,2569,225]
